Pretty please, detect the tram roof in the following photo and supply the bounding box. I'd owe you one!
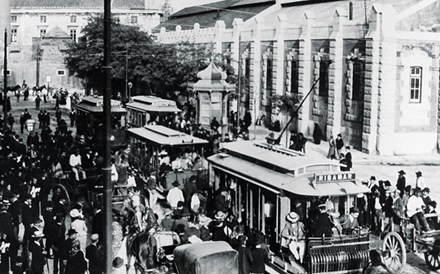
[208,148,370,196]
[127,125,209,146]
[126,96,181,113]
[75,96,127,113]
[219,141,337,173]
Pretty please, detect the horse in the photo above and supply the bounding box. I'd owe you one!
[112,194,162,273]
[7,85,21,92]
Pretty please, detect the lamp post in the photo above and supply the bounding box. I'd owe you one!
[128,81,133,101]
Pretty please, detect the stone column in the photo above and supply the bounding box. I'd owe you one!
[298,12,315,134]
[374,5,397,155]
[250,17,262,121]
[214,20,226,54]
[232,19,243,74]
[328,8,347,138]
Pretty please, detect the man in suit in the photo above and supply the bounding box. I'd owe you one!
[86,234,100,274]
[344,146,353,171]
[312,204,334,237]
[29,231,46,274]
[340,207,360,235]
[396,170,406,196]
[50,214,66,274]
[0,202,14,241]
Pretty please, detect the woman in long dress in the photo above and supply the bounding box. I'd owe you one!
[70,209,88,251]
[327,135,336,159]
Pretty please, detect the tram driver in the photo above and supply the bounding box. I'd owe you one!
[281,212,305,264]
[339,207,360,235]
[312,204,334,237]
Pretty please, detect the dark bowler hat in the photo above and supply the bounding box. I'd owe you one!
[398,170,406,175]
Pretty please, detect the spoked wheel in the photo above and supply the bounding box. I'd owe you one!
[424,239,440,270]
[382,231,406,274]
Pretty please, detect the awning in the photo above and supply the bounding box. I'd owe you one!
[126,102,181,113]
[127,125,208,146]
[281,176,370,197]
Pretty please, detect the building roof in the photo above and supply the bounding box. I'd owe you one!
[155,0,274,31]
[44,26,70,39]
[10,0,147,9]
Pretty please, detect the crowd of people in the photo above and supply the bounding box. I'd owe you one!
[279,169,437,266]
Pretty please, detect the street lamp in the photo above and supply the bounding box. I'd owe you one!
[25,119,36,132]
[128,82,133,101]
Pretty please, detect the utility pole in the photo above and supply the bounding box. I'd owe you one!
[103,0,113,273]
[125,43,128,100]
[3,29,7,129]
[36,40,41,87]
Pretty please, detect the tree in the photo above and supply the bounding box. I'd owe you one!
[64,16,236,99]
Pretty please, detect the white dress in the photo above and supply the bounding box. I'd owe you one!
[71,218,88,251]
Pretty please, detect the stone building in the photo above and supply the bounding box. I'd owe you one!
[154,0,440,155]
[6,0,165,89]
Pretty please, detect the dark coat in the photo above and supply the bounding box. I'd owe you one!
[214,193,229,213]
[0,211,14,239]
[313,212,334,237]
[396,176,406,193]
[65,250,87,274]
[251,247,268,273]
[86,244,99,274]
[30,240,46,273]
[237,245,253,274]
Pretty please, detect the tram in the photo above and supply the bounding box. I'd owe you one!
[127,125,209,190]
[75,96,128,149]
[208,141,373,273]
[126,95,181,127]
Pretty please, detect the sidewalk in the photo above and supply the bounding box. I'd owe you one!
[247,126,440,166]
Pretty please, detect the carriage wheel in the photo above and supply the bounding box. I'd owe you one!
[53,183,71,207]
[424,239,440,270]
[382,232,406,274]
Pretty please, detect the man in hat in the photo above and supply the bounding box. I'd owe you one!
[236,235,253,274]
[167,181,184,209]
[184,175,198,208]
[214,187,230,213]
[312,204,334,237]
[30,231,46,274]
[21,193,33,245]
[396,170,406,196]
[0,200,14,241]
[281,212,305,264]
[340,207,360,235]
[391,188,405,232]
[51,214,66,274]
[415,171,426,190]
[422,187,432,212]
[86,234,101,274]
[65,239,87,274]
[407,187,431,232]
[198,214,212,241]
[60,229,78,273]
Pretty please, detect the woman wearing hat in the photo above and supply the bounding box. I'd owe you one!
[70,209,87,251]
[281,212,305,264]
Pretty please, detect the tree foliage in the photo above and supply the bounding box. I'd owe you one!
[64,15,235,98]
[271,93,301,117]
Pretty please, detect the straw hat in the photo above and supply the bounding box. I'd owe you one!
[31,230,45,238]
[199,215,212,227]
[286,212,299,223]
[70,209,80,218]
[215,211,226,221]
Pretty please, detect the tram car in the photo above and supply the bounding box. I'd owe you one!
[127,125,209,191]
[75,96,128,149]
[126,95,181,127]
[208,141,375,274]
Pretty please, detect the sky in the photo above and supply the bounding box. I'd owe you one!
[170,0,222,13]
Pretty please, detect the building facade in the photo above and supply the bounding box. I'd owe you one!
[6,0,165,89]
[155,0,440,156]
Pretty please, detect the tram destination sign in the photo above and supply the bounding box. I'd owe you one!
[315,173,356,182]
